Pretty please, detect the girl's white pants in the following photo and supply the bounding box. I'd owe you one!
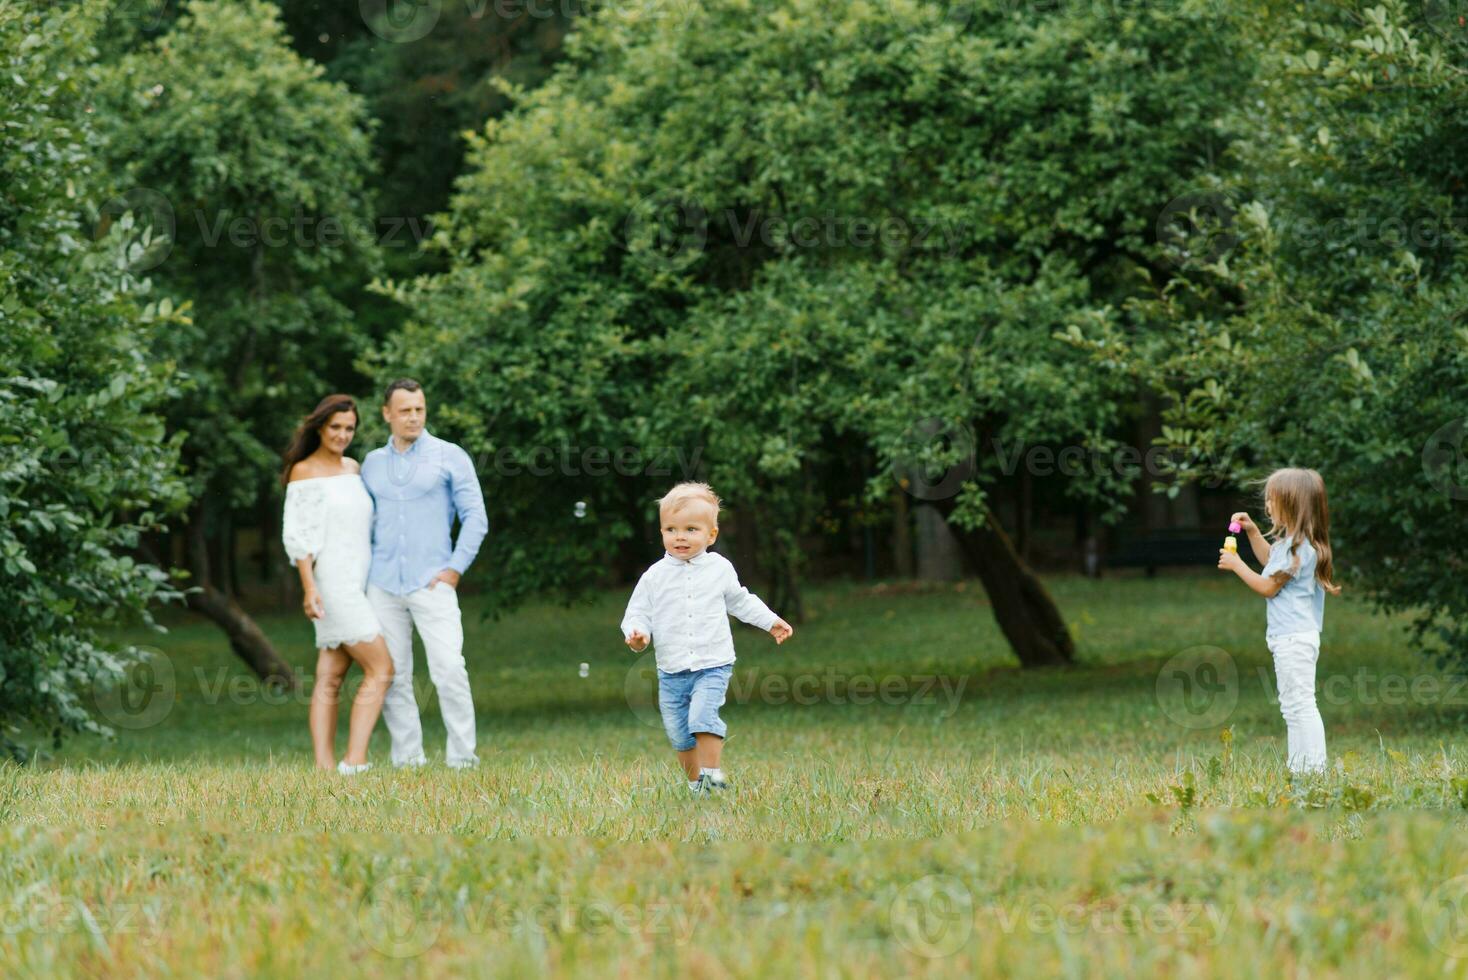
[1268,630,1326,774]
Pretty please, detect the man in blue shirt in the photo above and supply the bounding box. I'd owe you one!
[362,379,488,769]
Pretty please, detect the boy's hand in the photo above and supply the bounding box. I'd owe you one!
[626,630,649,653]
[769,618,793,644]
[1230,511,1256,534]
[1217,549,1245,573]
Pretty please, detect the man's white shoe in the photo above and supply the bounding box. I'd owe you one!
[337,761,372,775]
[446,757,479,771]
[393,757,429,770]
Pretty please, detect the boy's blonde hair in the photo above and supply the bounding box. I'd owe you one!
[659,481,721,524]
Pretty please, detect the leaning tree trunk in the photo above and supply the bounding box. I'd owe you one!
[183,504,298,689]
[931,496,1074,668]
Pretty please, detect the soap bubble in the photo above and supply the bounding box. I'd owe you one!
[573,500,587,519]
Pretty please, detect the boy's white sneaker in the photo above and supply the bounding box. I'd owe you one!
[700,769,728,791]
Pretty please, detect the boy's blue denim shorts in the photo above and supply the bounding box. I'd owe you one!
[656,663,734,751]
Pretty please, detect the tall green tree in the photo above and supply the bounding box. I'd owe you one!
[0,4,188,758]
[1075,0,1468,663]
[94,0,381,683]
[308,0,571,241]
[374,0,1251,665]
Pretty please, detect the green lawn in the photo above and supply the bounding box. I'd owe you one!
[6,573,1468,977]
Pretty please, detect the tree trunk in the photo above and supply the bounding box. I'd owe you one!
[184,505,297,689]
[764,524,804,625]
[1016,468,1033,562]
[932,496,1074,667]
[727,500,805,624]
[223,511,238,596]
[891,487,914,578]
[1077,506,1101,579]
[258,498,276,586]
[915,503,962,581]
[726,505,759,588]
[185,586,297,689]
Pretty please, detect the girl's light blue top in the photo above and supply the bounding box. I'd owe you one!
[1262,534,1326,638]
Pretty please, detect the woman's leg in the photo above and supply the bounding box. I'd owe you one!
[310,647,351,770]
[339,635,395,767]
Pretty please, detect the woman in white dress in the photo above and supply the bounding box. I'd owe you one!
[280,394,394,774]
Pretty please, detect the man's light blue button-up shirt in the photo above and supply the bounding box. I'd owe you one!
[361,429,488,596]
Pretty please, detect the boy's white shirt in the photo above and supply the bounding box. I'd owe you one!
[620,548,779,672]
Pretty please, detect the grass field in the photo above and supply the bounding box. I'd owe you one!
[6,572,1468,977]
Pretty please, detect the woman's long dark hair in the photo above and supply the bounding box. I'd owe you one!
[280,394,359,486]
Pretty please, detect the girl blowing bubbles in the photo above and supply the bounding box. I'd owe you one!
[1217,468,1342,774]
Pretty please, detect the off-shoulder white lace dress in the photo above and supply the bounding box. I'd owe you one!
[281,475,383,649]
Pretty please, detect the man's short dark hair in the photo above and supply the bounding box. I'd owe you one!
[382,378,423,405]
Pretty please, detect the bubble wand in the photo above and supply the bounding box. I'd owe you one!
[1223,520,1241,554]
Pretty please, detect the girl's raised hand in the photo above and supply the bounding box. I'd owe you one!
[1230,511,1256,533]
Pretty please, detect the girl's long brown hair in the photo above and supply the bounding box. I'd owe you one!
[280,394,359,486]
[1263,467,1341,595]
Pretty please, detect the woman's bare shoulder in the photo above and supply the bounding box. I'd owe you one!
[288,459,325,483]
[289,456,359,482]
